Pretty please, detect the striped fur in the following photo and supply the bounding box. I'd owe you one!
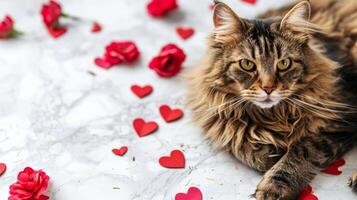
[186,0,357,199]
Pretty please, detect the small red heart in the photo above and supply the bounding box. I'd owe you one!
[133,118,158,137]
[242,0,257,4]
[131,85,153,98]
[159,150,185,169]
[159,105,184,122]
[112,146,128,156]
[175,187,202,200]
[0,163,6,176]
[91,22,102,33]
[298,185,318,200]
[321,159,345,175]
[176,27,195,40]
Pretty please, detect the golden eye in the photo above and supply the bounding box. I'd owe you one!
[277,58,291,71]
[239,59,256,71]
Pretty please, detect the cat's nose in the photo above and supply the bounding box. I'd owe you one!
[263,87,274,95]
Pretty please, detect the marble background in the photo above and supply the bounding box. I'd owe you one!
[0,0,356,199]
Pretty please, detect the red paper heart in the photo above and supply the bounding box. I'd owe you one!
[159,105,183,122]
[131,85,153,98]
[112,146,128,156]
[159,150,185,168]
[176,27,195,40]
[298,185,318,200]
[133,118,158,137]
[321,159,345,175]
[242,0,257,4]
[0,163,6,176]
[91,22,102,33]
[175,187,202,200]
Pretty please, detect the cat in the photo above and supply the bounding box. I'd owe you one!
[186,0,357,199]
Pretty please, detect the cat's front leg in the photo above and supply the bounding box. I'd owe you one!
[254,133,354,200]
[254,155,315,200]
[234,143,285,172]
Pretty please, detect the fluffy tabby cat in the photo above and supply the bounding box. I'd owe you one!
[186,0,357,199]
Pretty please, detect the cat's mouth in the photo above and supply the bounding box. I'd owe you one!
[252,94,281,109]
[253,98,280,108]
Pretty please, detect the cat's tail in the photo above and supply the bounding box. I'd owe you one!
[348,171,357,191]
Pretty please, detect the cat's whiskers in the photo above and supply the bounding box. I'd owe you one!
[201,98,247,121]
[204,98,240,112]
[294,98,345,113]
[285,98,332,118]
[292,93,357,111]
[286,97,350,124]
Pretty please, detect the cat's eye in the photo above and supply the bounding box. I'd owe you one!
[277,58,292,71]
[239,59,256,72]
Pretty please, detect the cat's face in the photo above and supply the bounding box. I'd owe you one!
[209,2,313,109]
[223,22,305,108]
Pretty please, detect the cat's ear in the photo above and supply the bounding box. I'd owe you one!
[213,2,247,41]
[280,1,316,34]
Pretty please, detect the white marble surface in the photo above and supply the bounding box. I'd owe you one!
[0,0,357,199]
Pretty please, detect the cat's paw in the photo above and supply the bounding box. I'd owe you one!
[348,172,357,191]
[254,177,296,200]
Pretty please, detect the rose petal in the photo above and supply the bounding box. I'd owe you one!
[91,22,102,33]
[17,172,30,182]
[38,195,50,200]
[242,0,257,4]
[94,57,113,69]
[147,0,178,17]
[47,26,67,38]
[24,181,38,191]
[41,0,62,27]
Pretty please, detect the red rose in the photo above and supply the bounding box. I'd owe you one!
[40,0,62,28]
[0,15,22,39]
[40,0,75,38]
[149,44,186,78]
[8,167,50,200]
[147,0,178,17]
[95,41,140,69]
[0,16,13,38]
